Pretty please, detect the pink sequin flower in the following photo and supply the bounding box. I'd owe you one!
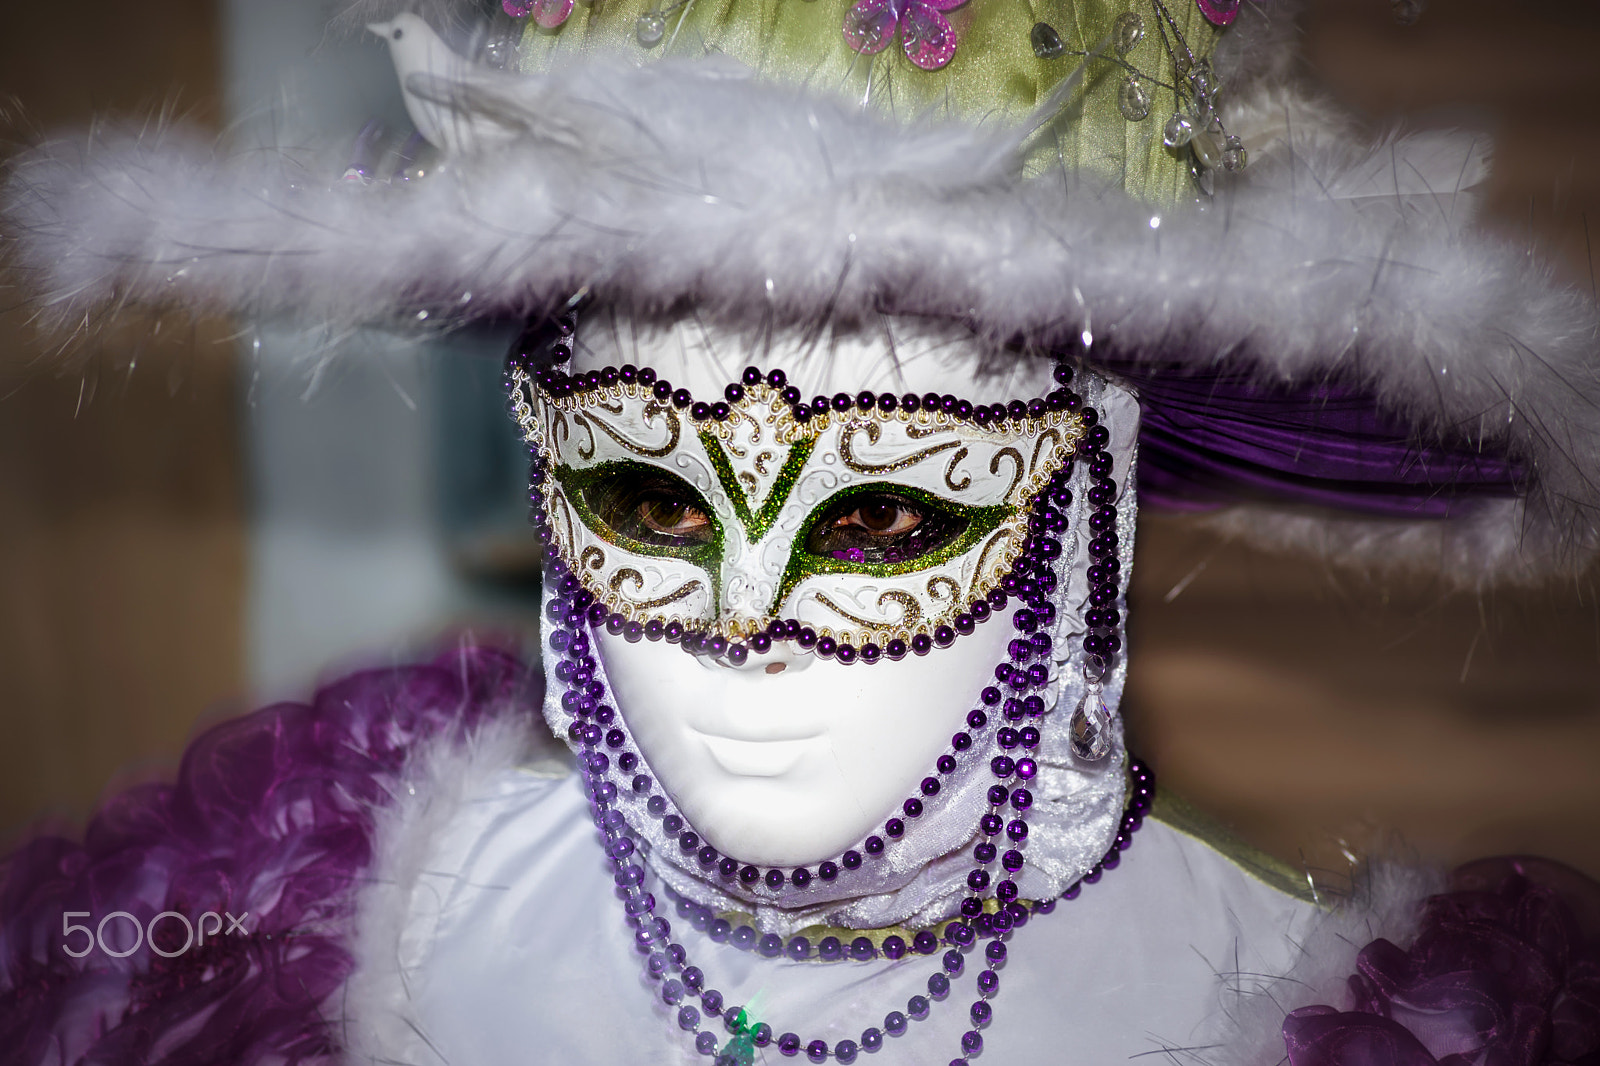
[503,0,574,30]
[842,0,968,71]
[1194,0,1240,25]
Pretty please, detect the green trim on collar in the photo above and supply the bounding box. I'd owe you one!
[1149,788,1325,906]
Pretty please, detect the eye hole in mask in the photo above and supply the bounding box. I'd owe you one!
[803,488,970,565]
[574,464,719,553]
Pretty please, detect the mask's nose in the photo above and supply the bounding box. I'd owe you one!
[715,524,794,631]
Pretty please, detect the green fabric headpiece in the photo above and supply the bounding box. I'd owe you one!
[516,0,1228,202]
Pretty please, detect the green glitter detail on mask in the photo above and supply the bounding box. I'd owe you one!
[698,431,815,545]
[775,482,1012,611]
[552,461,725,582]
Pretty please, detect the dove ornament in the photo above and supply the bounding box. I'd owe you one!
[367,14,535,156]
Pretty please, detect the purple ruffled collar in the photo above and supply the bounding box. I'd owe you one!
[0,646,538,1066]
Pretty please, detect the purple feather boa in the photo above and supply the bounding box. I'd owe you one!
[0,645,539,1066]
[1285,858,1600,1066]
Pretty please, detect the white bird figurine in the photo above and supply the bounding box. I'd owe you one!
[367,13,577,157]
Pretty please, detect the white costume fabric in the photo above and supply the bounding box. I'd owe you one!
[347,762,1329,1066]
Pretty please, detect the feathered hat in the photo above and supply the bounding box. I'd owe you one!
[4,0,1597,581]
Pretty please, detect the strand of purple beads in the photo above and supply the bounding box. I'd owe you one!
[537,424,1069,889]
[522,352,1148,1063]
[543,595,1150,1065]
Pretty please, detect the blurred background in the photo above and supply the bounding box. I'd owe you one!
[1,0,1596,880]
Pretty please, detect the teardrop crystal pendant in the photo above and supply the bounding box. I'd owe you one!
[1069,692,1111,762]
[1163,113,1196,149]
[1030,21,1065,59]
[1111,11,1144,55]
[1117,76,1151,122]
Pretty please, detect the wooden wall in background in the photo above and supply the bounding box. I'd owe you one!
[0,1,241,834]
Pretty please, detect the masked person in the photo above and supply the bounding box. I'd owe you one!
[3,2,1598,1065]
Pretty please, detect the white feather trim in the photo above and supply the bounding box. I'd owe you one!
[3,58,1596,577]
[337,712,563,1065]
[1197,862,1442,1066]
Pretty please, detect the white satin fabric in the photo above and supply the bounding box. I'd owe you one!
[376,767,1320,1066]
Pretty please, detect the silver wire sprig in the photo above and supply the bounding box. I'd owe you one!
[1149,0,1248,194]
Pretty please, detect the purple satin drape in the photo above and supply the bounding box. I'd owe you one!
[1283,858,1600,1066]
[1097,361,1526,518]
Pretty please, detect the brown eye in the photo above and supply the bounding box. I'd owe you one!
[580,467,717,551]
[805,490,966,565]
[639,499,711,538]
[835,501,921,535]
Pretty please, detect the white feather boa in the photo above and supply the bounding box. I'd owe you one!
[3,54,1596,577]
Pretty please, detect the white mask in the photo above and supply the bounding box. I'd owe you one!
[513,313,1139,931]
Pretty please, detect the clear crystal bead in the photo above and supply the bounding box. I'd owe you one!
[1222,136,1248,172]
[1117,76,1151,122]
[1069,694,1111,762]
[636,12,666,47]
[1112,12,1144,55]
[480,36,516,69]
[1030,21,1065,59]
[1191,129,1223,170]
[1163,113,1195,149]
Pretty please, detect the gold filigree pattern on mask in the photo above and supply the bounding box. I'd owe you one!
[838,419,965,476]
[509,365,1087,647]
[968,527,1023,599]
[611,568,706,611]
[811,588,925,632]
[990,447,1026,503]
[578,403,682,458]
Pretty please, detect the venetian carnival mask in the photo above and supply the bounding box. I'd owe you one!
[511,312,1142,929]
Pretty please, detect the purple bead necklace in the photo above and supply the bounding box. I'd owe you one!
[524,355,1148,1064]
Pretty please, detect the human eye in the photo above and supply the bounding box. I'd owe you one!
[579,466,717,551]
[803,488,969,565]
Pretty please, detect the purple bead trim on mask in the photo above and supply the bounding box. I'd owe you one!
[520,357,1085,431]
[544,538,1057,889]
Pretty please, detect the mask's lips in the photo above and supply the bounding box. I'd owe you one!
[695,734,820,778]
